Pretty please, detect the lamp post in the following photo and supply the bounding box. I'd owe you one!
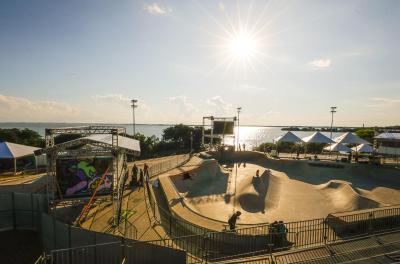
[131,99,138,136]
[329,106,337,158]
[330,106,337,140]
[237,107,242,151]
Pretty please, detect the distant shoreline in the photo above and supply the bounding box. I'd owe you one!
[1,122,398,129]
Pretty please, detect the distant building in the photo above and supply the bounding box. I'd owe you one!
[374,133,400,156]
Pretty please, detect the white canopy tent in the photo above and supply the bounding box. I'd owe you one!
[352,143,373,154]
[301,132,335,157]
[323,143,352,153]
[83,134,141,156]
[302,132,335,144]
[274,131,303,157]
[334,132,368,145]
[0,142,41,174]
[274,131,303,143]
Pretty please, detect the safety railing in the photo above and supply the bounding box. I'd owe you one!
[147,154,191,179]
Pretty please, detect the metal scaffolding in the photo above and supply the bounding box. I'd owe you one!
[43,125,134,226]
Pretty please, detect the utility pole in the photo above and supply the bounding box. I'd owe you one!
[131,99,138,136]
[190,130,193,153]
[237,107,242,151]
[330,106,337,140]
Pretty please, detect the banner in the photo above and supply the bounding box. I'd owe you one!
[56,157,112,198]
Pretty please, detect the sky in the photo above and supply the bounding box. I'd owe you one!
[0,0,399,126]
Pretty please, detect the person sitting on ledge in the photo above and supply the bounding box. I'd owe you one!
[228,211,241,230]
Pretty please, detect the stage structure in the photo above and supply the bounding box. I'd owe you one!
[201,116,237,149]
[40,126,140,226]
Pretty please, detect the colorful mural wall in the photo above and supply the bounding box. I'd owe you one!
[56,157,113,197]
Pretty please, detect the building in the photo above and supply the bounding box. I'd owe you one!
[374,132,400,156]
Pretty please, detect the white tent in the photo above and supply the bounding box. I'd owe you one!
[302,132,335,144]
[0,142,40,174]
[323,143,352,153]
[352,143,373,153]
[274,131,303,143]
[83,134,141,156]
[334,132,368,145]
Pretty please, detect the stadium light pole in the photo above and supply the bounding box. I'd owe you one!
[131,99,138,136]
[330,106,337,140]
[237,107,242,151]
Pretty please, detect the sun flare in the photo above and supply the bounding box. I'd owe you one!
[228,32,257,59]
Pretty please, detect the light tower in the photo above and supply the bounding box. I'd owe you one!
[330,106,337,140]
[237,107,242,151]
[131,99,138,136]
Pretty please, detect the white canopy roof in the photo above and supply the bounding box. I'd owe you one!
[334,132,368,144]
[323,143,352,153]
[375,132,400,141]
[274,131,303,143]
[352,143,374,153]
[83,134,141,155]
[302,132,335,144]
[0,142,40,159]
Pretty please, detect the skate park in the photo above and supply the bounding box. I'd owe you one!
[160,150,400,230]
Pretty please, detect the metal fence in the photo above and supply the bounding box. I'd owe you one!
[148,154,191,179]
[144,175,400,263]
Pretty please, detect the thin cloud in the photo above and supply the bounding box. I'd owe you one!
[206,96,233,116]
[169,95,198,116]
[309,59,331,68]
[143,3,172,15]
[0,94,84,122]
[93,94,130,104]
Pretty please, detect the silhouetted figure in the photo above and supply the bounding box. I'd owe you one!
[131,164,138,187]
[277,221,289,246]
[138,169,144,189]
[228,211,241,230]
[296,150,300,159]
[143,163,149,179]
[243,143,246,151]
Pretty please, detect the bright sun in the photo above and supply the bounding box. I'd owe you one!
[228,33,257,59]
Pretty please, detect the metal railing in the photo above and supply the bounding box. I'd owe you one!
[147,154,191,179]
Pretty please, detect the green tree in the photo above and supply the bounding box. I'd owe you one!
[355,129,375,143]
[0,128,45,147]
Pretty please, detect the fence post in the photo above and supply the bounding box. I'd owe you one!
[12,192,16,230]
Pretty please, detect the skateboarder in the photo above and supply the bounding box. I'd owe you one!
[228,211,241,230]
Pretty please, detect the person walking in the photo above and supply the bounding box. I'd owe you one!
[228,211,241,231]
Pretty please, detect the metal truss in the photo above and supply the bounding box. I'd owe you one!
[44,125,129,226]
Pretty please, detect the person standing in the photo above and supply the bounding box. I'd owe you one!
[228,211,241,231]
[143,163,149,180]
[138,169,144,189]
[131,163,138,187]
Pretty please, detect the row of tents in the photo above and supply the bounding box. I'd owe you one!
[274,131,373,153]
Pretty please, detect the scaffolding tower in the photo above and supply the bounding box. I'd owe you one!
[42,125,138,226]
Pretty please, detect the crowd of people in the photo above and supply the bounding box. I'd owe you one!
[129,162,149,188]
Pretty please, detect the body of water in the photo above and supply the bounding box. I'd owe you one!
[0,123,344,150]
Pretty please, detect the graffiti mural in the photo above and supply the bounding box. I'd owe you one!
[56,157,113,197]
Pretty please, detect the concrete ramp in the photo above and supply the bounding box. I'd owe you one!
[319,180,382,211]
[236,170,282,213]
